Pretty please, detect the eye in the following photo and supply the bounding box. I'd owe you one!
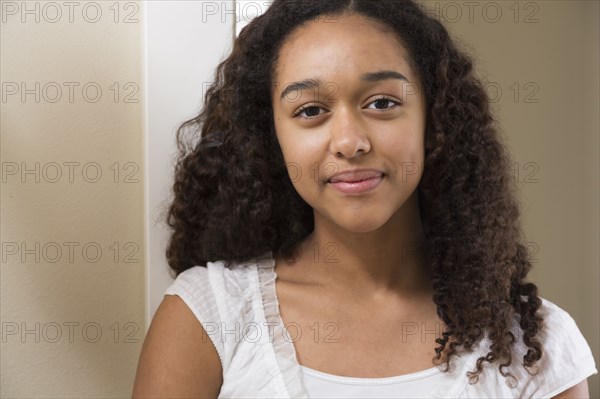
[366,96,403,111]
[292,105,325,119]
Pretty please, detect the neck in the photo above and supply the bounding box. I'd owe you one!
[289,191,431,302]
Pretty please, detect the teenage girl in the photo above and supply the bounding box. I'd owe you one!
[133,1,597,397]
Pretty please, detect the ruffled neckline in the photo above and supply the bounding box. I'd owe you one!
[253,249,491,398]
[255,249,309,398]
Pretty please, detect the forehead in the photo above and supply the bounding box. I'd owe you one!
[273,14,416,88]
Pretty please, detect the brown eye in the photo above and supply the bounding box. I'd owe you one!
[373,99,393,109]
[367,96,402,111]
[293,105,325,119]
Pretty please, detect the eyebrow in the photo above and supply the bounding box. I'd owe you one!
[279,70,409,102]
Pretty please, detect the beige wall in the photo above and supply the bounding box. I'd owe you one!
[1,1,145,397]
[581,2,600,397]
[0,0,597,398]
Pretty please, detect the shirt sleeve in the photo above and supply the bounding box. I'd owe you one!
[164,265,227,370]
[524,297,598,398]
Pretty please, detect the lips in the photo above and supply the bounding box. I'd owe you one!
[328,172,383,195]
[328,169,384,183]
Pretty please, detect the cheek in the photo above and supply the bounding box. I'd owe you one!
[290,156,323,195]
[282,159,322,211]
[274,135,317,191]
[380,128,423,156]
[275,134,327,183]
[378,131,425,181]
[275,141,325,202]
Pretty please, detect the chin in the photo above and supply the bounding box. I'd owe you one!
[329,211,392,234]
[343,222,388,234]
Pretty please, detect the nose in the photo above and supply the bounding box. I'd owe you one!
[329,106,371,159]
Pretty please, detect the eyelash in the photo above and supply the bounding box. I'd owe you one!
[292,96,403,119]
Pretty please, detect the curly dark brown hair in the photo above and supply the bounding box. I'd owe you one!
[165,0,544,388]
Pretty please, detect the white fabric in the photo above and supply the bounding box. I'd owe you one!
[164,250,598,398]
[300,363,448,398]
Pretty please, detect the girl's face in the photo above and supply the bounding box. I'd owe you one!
[272,13,427,233]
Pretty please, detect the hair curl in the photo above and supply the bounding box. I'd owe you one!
[165,0,544,387]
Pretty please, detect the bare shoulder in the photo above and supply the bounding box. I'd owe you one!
[551,379,590,398]
[132,294,223,399]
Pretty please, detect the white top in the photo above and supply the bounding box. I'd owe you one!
[164,250,598,398]
[300,363,448,398]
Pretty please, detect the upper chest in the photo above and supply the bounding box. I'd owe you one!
[274,278,448,378]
